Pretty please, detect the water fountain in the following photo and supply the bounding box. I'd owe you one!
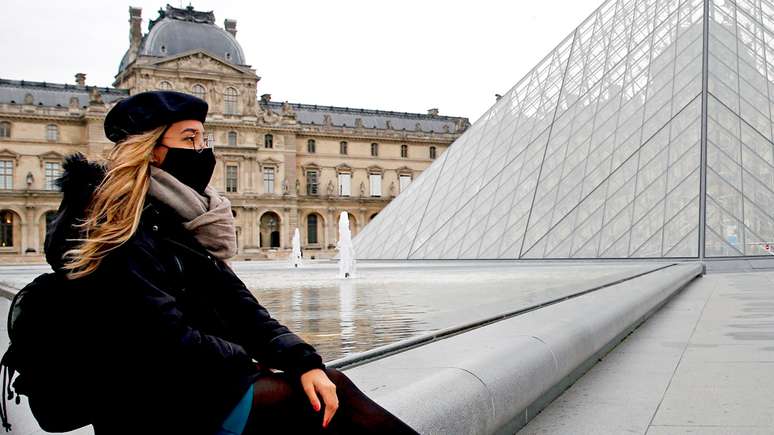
[337,212,356,278]
[289,227,302,268]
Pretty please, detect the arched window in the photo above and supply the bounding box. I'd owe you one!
[192,84,206,100]
[371,143,379,157]
[46,124,58,142]
[340,141,348,155]
[0,121,10,138]
[307,214,318,244]
[401,144,408,158]
[224,87,238,115]
[307,139,316,154]
[429,146,437,159]
[260,212,281,248]
[264,134,273,149]
[228,131,238,146]
[159,81,173,90]
[0,210,14,247]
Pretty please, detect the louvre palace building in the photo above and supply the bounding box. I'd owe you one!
[0,4,469,261]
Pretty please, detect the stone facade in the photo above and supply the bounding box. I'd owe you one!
[0,5,468,262]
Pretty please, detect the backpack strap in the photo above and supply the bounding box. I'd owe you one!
[0,352,15,432]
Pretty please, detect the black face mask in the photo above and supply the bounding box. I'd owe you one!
[158,147,216,195]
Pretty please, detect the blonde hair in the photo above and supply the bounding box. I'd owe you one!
[62,126,166,280]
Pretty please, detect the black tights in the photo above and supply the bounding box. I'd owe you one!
[242,368,418,434]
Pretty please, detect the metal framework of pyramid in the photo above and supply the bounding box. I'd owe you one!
[355,0,774,260]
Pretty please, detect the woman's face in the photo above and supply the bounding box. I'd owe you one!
[151,119,206,166]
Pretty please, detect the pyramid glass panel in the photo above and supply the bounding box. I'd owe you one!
[353,0,774,260]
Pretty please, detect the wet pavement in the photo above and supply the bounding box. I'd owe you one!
[1,260,662,361]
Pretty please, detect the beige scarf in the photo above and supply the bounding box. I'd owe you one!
[148,165,237,260]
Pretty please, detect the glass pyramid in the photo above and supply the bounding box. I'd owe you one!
[355,0,774,259]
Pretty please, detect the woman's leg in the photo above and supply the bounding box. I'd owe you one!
[242,368,418,434]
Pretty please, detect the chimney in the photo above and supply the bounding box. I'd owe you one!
[224,19,237,37]
[427,108,439,117]
[75,73,86,86]
[129,7,143,48]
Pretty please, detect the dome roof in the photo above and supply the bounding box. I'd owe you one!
[118,5,246,73]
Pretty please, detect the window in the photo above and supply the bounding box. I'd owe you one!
[224,87,238,115]
[159,81,173,90]
[208,132,216,148]
[228,131,237,146]
[339,141,348,155]
[0,160,11,190]
[429,146,437,159]
[226,165,238,193]
[307,139,316,154]
[399,175,412,193]
[44,162,61,190]
[46,124,58,142]
[338,173,351,197]
[401,144,408,158]
[264,134,273,149]
[192,84,206,100]
[371,143,379,157]
[263,167,275,194]
[0,211,12,247]
[307,214,318,244]
[306,171,319,196]
[369,174,381,197]
[0,121,10,138]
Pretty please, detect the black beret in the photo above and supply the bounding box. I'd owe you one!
[104,91,208,143]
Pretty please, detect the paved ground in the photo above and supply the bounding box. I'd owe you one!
[520,271,774,434]
[0,260,659,361]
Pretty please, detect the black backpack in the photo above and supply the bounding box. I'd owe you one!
[0,272,92,432]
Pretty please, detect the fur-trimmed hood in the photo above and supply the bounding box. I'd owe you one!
[44,153,106,272]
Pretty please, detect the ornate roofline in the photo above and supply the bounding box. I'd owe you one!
[149,4,216,30]
[0,79,128,96]
[264,101,467,123]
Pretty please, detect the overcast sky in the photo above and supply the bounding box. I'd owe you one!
[3,0,603,122]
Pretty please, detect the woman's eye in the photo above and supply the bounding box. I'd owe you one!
[186,137,195,143]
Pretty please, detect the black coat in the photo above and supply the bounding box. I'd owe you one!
[43,153,324,435]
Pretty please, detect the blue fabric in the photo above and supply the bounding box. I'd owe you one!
[216,384,254,435]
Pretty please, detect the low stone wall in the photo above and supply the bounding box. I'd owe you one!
[339,263,703,434]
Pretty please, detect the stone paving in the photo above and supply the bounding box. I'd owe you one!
[520,271,774,434]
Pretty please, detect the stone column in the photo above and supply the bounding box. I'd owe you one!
[247,156,255,193]
[326,207,337,250]
[22,206,35,254]
[357,207,367,236]
[247,207,256,248]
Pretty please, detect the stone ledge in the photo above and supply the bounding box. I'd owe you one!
[342,263,703,434]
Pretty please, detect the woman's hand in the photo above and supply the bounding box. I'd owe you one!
[300,368,339,428]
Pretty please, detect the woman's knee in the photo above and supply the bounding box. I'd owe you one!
[323,367,348,386]
[251,374,297,408]
[324,367,365,398]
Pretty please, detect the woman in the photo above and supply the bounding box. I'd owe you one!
[43,91,418,435]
